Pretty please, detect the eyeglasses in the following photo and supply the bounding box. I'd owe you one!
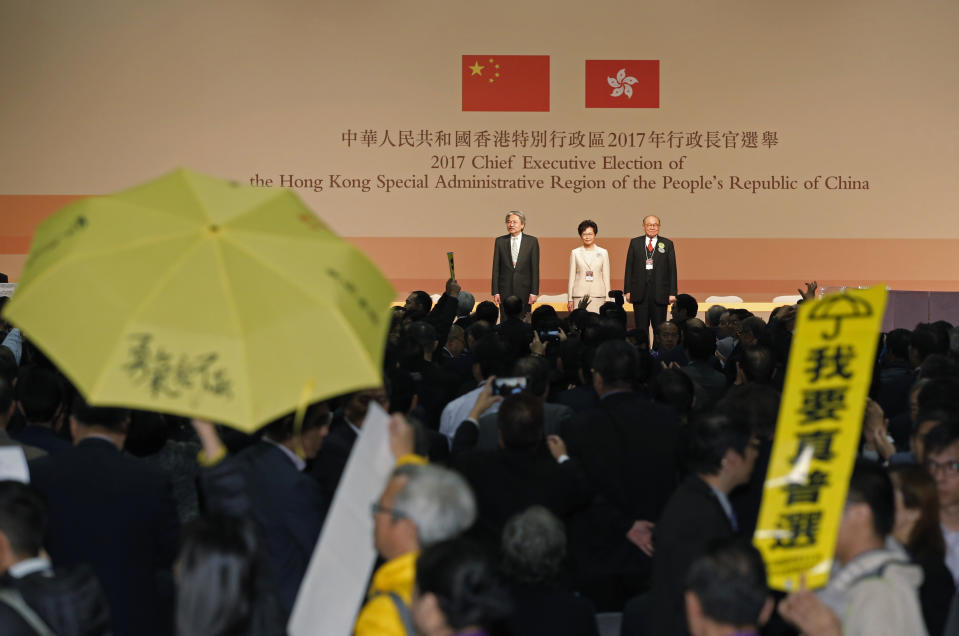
[370,502,407,519]
[926,459,959,476]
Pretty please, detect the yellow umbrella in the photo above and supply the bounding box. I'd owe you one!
[3,168,395,432]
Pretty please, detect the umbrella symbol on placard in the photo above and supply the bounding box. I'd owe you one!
[806,293,873,340]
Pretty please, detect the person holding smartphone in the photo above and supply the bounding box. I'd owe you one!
[567,220,610,313]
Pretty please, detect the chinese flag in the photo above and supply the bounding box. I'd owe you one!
[462,55,549,112]
[585,60,659,108]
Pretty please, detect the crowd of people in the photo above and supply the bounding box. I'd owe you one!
[1,276,959,635]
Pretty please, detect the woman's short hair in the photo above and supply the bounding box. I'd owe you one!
[501,505,566,583]
[577,219,598,236]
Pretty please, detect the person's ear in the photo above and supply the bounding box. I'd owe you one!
[684,591,704,634]
[414,591,445,633]
[758,596,775,626]
[901,506,921,527]
[0,531,15,573]
[720,447,739,470]
[846,501,870,527]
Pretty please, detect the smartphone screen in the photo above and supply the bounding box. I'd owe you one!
[493,376,527,396]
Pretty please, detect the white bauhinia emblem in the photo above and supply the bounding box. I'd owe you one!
[607,68,638,98]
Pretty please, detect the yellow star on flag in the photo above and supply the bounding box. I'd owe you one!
[468,61,485,76]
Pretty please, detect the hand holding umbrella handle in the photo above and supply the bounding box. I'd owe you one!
[192,419,227,466]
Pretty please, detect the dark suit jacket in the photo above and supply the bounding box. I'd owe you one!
[12,424,73,455]
[492,234,540,299]
[28,438,180,636]
[649,474,735,636]
[623,236,677,304]
[424,292,459,348]
[563,392,681,532]
[876,360,914,420]
[682,359,727,409]
[561,392,681,594]
[915,548,956,636]
[0,566,111,636]
[723,340,745,386]
[309,415,357,500]
[552,385,599,413]
[506,582,599,636]
[450,445,590,547]
[200,440,328,617]
[0,429,45,461]
[496,317,534,359]
[406,358,460,431]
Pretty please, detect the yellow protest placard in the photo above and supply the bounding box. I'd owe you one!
[753,286,887,591]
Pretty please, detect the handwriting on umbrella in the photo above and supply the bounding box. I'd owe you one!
[28,215,88,265]
[124,333,233,400]
[325,268,380,325]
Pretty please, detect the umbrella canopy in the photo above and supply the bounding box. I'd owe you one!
[3,169,395,432]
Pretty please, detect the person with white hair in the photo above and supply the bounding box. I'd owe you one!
[355,455,477,635]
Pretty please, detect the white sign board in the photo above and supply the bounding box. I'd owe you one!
[289,403,396,636]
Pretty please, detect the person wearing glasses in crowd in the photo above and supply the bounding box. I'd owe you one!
[356,419,477,636]
[567,220,610,314]
[922,421,959,583]
[889,465,956,636]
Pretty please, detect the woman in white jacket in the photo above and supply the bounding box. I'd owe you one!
[567,219,610,313]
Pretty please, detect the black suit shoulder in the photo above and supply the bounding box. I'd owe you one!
[4,566,112,636]
[27,439,179,636]
[451,446,589,546]
[309,416,358,499]
[567,393,681,528]
[30,439,173,499]
[650,475,734,635]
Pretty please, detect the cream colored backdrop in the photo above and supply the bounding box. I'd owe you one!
[2,0,958,299]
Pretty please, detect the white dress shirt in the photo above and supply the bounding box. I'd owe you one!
[510,233,523,266]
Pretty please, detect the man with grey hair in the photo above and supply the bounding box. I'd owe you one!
[355,461,477,635]
[492,210,540,316]
[455,291,475,320]
[705,304,726,339]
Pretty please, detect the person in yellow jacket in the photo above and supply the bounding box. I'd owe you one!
[354,415,477,635]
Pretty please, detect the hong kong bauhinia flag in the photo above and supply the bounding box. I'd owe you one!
[462,55,550,112]
[585,60,659,108]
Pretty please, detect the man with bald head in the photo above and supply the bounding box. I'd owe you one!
[625,215,678,336]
